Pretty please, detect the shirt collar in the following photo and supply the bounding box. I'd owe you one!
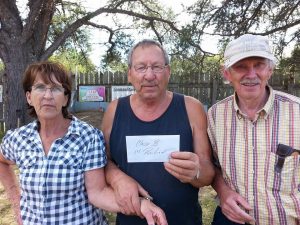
[233,85,274,120]
[20,115,81,138]
[66,116,82,136]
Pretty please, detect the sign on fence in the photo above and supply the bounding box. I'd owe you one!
[111,85,135,100]
[78,85,105,102]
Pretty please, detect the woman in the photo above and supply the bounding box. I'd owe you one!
[0,61,167,225]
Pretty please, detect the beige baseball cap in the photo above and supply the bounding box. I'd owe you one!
[224,34,277,68]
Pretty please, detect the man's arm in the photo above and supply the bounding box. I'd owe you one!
[85,168,168,225]
[207,107,255,224]
[164,96,215,187]
[101,100,149,216]
[212,169,255,224]
[0,152,22,225]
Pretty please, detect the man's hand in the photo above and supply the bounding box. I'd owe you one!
[219,187,255,224]
[164,151,199,183]
[112,175,150,217]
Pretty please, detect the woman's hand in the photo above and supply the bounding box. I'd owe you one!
[140,198,168,225]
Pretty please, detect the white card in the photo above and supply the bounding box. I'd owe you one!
[126,135,179,162]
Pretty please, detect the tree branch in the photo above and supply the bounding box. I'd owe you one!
[0,0,23,44]
[149,20,163,44]
[258,19,300,35]
[41,7,179,60]
[85,21,116,52]
[22,0,49,42]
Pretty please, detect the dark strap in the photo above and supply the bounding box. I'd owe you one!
[275,144,300,172]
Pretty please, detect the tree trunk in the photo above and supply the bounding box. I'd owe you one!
[4,68,26,130]
[2,44,34,130]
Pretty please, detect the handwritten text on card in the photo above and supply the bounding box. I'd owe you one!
[126,135,179,162]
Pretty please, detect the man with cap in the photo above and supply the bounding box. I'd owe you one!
[207,34,300,225]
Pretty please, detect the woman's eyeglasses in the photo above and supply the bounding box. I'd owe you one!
[31,84,65,95]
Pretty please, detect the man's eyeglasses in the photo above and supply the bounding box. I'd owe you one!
[133,64,167,74]
[31,84,65,95]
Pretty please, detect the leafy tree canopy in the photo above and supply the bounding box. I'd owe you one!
[50,49,97,74]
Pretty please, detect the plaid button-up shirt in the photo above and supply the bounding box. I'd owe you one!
[208,87,300,225]
[1,116,108,225]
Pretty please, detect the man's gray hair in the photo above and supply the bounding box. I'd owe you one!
[225,58,276,71]
[268,59,276,69]
[127,39,170,67]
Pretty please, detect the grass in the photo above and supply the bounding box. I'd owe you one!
[200,186,218,225]
[0,190,15,225]
[0,184,217,225]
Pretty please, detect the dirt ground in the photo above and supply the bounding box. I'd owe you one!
[73,110,104,129]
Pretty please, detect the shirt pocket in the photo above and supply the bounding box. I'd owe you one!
[53,148,84,192]
[57,147,83,169]
[18,150,39,169]
[267,152,300,194]
[17,149,41,192]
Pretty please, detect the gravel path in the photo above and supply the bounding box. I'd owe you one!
[73,111,104,130]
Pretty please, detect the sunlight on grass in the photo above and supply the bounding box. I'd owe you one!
[200,186,218,225]
[0,194,16,225]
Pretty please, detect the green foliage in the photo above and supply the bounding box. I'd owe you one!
[185,0,300,57]
[101,32,134,72]
[46,2,100,73]
[285,45,300,73]
[50,49,97,74]
[104,60,128,73]
[101,0,299,80]
[0,131,4,140]
[0,60,4,72]
[277,44,300,86]
[170,54,222,81]
[48,1,93,66]
[100,0,176,71]
[200,186,218,225]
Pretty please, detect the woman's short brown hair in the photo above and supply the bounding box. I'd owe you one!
[22,61,72,119]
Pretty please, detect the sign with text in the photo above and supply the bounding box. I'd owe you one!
[111,85,135,101]
[78,85,105,102]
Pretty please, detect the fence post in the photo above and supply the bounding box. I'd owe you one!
[211,78,218,106]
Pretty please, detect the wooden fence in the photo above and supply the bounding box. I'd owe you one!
[74,69,300,108]
[0,69,299,133]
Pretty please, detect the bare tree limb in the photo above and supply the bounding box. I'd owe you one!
[41,7,179,60]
